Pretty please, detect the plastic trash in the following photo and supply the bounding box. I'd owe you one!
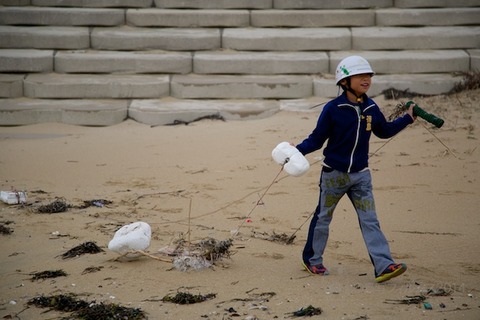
[108,221,151,256]
[272,142,310,177]
[0,191,27,204]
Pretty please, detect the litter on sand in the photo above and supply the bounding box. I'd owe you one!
[170,237,234,272]
[384,295,426,305]
[251,230,296,244]
[161,291,217,304]
[0,222,14,235]
[108,221,151,257]
[29,269,67,281]
[27,293,146,319]
[37,198,70,213]
[286,305,323,317]
[60,241,103,259]
[0,191,27,205]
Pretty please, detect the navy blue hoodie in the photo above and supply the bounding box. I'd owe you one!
[296,93,413,173]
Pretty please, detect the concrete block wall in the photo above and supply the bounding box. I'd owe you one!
[0,0,479,125]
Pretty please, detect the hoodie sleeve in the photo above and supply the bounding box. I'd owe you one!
[296,105,332,155]
[372,107,414,139]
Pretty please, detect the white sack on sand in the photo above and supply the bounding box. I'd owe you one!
[108,221,151,254]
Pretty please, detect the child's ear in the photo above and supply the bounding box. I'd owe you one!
[339,79,347,86]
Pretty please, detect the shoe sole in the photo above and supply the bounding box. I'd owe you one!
[302,261,329,275]
[375,263,407,283]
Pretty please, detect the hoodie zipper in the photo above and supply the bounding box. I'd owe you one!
[348,106,362,173]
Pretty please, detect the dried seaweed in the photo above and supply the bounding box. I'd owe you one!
[37,198,70,213]
[61,241,103,259]
[28,294,89,312]
[30,269,67,281]
[287,305,323,317]
[27,293,146,319]
[162,292,216,304]
[0,223,13,235]
[81,266,104,275]
[198,238,233,261]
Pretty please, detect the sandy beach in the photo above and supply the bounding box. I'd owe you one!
[1,89,479,319]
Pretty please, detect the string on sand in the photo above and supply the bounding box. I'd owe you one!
[232,164,285,238]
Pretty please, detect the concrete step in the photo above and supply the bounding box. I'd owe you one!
[194,51,329,74]
[91,26,221,51]
[0,49,54,73]
[126,9,250,27]
[0,98,128,126]
[394,0,480,8]
[171,75,313,99]
[314,73,463,98]
[29,0,153,7]
[153,0,272,9]
[273,0,392,9]
[24,73,170,98]
[352,26,480,50]
[0,26,89,49]
[329,50,470,74]
[469,49,480,69]
[55,50,192,74]
[0,7,125,26]
[376,8,480,26]
[251,9,374,27]
[129,98,280,126]
[223,28,351,51]
[0,74,25,98]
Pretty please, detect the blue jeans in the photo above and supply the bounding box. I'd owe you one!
[302,168,394,276]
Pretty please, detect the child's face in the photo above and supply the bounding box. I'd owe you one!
[346,73,372,96]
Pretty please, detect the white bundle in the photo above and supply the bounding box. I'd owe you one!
[272,142,310,177]
[108,221,151,256]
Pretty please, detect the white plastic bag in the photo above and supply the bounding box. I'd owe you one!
[271,142,310,177]
[108,221,151,255]
[284,152,310,177]
[0,191,27,204]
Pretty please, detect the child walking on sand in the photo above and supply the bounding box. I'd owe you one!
[295,56,415,283]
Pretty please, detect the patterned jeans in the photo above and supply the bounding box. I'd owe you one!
[302,168,394,276]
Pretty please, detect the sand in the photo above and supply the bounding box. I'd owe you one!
[0,90,479,320]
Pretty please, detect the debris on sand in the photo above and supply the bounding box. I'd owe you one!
[252,230,295,244]
[170,237,234,272]
[61,241,103,259]
[382,88,428,100]
[287,305,323,317]
[424,288,452,296]
[0,221,14,235]
[161,291,216,304]
[37,198,70,213]
[27,293,147,319]
[450,71,480,93]
[81,266,104,275]
[79,199,113,208]
[384,295,426,305]
[30,269,67,281]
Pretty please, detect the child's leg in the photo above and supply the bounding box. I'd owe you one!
[303,169,347,266]
[347,170,395,276]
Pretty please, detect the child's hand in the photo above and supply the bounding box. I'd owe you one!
[407,102,417,121]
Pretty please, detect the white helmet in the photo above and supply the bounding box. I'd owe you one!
[335,55,374,85]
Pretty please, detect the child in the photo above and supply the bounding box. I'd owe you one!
[295,56,415,283]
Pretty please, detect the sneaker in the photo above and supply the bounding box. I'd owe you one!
[302,261,329,275]
[375,263,407,283]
